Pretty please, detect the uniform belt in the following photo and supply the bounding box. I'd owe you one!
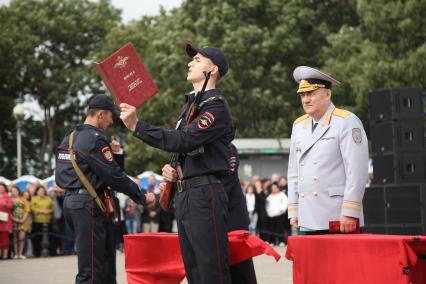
[66,188,91,195]
[176,175,221,193]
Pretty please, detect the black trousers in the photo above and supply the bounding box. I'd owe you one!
[266,215,286,245]
[63,194,116,284]
[174,183,232,284]
[227,185,257,284]
[31,222,52,257]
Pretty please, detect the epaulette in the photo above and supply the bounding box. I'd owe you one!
[199,95,224,108]
[293,114,309,125]
[333,108,351,118]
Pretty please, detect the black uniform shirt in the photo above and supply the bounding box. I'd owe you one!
[133,89,235,178]
[55,124,145,205]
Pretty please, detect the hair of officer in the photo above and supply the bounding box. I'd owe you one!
[86,108,103,117]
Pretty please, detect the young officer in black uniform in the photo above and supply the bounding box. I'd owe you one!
[224,143,257,284]
[120,44,234,284]
[55,94,155,284]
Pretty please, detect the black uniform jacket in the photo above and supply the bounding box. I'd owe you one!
[55,124,145,205]
[133,89,235,178]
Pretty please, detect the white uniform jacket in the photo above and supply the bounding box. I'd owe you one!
[287,103,368,230]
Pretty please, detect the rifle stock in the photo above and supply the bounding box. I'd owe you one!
[159,153,179,211]
[159,180,175,211]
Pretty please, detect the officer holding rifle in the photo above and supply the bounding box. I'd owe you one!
[120,43,234,284]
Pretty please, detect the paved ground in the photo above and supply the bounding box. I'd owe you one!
[0,247,292,284]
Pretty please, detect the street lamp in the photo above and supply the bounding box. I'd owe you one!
[13,104,25,178]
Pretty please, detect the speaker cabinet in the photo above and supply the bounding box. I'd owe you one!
[372,154,425,184]
[363,184,426,235]
[368,87,424,123]
[363,185,385,224]
[371,120,425,155]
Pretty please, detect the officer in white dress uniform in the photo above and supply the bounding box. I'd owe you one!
[287,66,369,234]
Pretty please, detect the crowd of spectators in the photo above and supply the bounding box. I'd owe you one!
[0,173,175,260]
[0,172,293,260]
[241,173,291,247]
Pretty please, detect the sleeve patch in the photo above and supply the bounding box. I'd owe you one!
[56,149,73,163]
[197,111,215,129]
[102,147,114,162]
[352,128,362,144]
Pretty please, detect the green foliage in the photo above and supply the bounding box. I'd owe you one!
[0,0,120,178]
[1,0,424,177]
[324,0,426,132]
[92,0,360,173]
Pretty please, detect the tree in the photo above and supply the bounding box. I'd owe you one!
[324,0,426,132]
[92,0,359,174]
[0,0,121,178]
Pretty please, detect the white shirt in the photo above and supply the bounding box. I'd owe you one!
[246,193,256,213]
[266,192,288,218]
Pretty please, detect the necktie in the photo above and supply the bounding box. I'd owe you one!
[312,122,318,133]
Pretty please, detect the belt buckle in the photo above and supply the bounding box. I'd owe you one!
[177,180,183,193]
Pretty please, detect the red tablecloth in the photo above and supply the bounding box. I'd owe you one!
[285,234,426,284]
[124,230,280,284]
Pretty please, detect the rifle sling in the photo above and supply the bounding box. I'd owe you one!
[68,131,106,213]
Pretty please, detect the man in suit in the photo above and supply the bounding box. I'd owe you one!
[287,66,369,234]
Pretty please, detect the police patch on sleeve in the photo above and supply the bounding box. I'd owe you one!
[197,112,215,129]
[102,147,114,162]
[352,128,362,144]
[229,156,237,172]
[56,148,73,163]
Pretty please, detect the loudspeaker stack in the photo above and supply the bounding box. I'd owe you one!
[365,87,426,234]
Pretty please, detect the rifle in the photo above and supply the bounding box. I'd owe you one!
[159,71,212,211]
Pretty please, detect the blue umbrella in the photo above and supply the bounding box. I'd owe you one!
[137,171,163,190]
[12,175,42,191]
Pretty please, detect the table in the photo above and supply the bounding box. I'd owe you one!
[124,230,280,284]
[285,234,426,284]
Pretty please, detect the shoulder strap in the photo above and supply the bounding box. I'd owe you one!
[68,131,106,213]
[199,95,224,108]
[293,114,309,125]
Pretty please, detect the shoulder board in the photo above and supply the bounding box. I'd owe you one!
[333,108,351,118]
[199,95,224,108]
[293,114,309,125]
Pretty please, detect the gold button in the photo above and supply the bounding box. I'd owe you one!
[300,193,305,198]
[313,176,317,181]
[300,161,305,166]
[313,192,318,196]
[300,177,304,182]
[313,160,318,165]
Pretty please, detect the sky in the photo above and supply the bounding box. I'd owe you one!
[112,0,183,22]
[0,0,183,22]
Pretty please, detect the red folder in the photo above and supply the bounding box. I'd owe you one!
[329,219,360,233]
[93,42,159,108]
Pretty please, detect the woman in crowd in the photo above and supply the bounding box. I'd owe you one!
[0,183,13,259]
[255,180,269,241]
[30,185,53,257]
[11,185,30,259]
[125,197,138,234]
[265,182,288,246]
[21,189,32,256]
[245,183,258,235]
